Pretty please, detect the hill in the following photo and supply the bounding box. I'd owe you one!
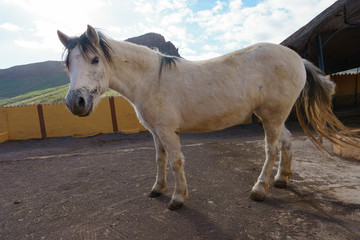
[0,61,68,99]
[126,33,180,57]
[0,84,69,106]
[0,33,180,106]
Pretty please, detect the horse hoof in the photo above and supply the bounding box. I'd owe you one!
[148,191,162,198]
[250,191,265,202]
[167,200,183,210]
[273,180,287,188]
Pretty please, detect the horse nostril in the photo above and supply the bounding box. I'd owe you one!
[78,97,85,107]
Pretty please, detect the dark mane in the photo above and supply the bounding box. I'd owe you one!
[63,31,114,70]
[159,55,179,76]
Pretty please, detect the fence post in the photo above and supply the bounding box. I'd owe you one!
[109,97,118,132]
[37,104,47,139]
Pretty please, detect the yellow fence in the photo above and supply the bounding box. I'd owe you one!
[331,73,360,95]
[0,95,256,143]
[1,74,356,143]
[0,97,146,143]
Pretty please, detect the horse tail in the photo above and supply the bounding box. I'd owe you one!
[295,59,359,153]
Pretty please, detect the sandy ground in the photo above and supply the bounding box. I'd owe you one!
[1,122,360,240]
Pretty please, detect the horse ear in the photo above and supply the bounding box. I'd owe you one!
[57,30,70,47]
[86,25,99,45]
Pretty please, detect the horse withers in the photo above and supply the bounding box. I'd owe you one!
[57,25,358,210]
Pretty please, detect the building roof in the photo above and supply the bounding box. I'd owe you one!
[281,0,360,74]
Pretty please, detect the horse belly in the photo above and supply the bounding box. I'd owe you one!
[179,106,252,133]
[176,76,259,133]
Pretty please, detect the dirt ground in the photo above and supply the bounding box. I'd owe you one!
[1,122,360,240]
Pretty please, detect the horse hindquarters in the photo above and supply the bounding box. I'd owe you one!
[250,122,293,200]
[249,59,303,200]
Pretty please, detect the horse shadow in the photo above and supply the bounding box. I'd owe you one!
[153,195,233,239]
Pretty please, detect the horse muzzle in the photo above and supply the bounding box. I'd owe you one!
[65,89,94,117]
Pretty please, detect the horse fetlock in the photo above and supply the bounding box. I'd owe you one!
[168,199,184,210]
[250,181,269,201]
[274,170,292,188]
[150,182,167,197]
[278,169,292,179]
[174,186,189,199]
[185,187,189,199]
[168,191,187,210]
[286,170,293,179]
[250,190,266,202]
[273,179,287,188]
[148,191,162,198]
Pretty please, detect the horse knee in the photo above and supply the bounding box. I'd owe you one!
[265,143,279,159]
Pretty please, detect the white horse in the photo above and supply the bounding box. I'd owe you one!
[57,25,357,210]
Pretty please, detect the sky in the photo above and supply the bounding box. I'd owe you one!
[0,0,337,69]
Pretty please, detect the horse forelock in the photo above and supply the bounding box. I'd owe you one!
[63,31,114,71]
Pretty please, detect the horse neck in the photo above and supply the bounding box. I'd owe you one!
[107,40,159,103]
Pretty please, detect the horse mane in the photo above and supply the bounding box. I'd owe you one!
[159,55,179,76]
[114,40,180,77]
[62,29,180,78]
[62,31,114,70]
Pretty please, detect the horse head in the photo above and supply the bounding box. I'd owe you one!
[57,25,113,117]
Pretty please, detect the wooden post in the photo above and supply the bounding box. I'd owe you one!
[317,34,325,72]
[109,97,118,133]
[37,104,47,139]
[355,69,359,105]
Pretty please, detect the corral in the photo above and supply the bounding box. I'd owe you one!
[1,122,359,239]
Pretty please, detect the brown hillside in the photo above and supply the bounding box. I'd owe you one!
[126,33,181,57]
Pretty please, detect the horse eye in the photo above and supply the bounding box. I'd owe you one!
[91,57,99,64]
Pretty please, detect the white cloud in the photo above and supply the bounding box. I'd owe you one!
[2,0,109,22]
[190,0,337,50]
[14,39,43,49]
[229,0,243,11]
[186,51,222,61]
[134,0,153,14]
[179,0,337,61]
[1,0,112,49]
[213,1,226,12]
[0,0,338,68]
[13,20,63,52]
[124,0,196,51]
[202,44,219,51]
[180,47,197,55]
[0,22,21,31]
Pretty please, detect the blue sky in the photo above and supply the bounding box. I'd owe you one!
[0,0,336,69]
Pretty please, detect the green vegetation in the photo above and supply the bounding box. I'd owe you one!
[0,60,121,107]
[0,84,69,106]
[0,84,121,107]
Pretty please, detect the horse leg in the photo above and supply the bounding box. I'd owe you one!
[250,121,282,201]
[156,129,188,210]
[274,125,293,188]
[149,135,168,197]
